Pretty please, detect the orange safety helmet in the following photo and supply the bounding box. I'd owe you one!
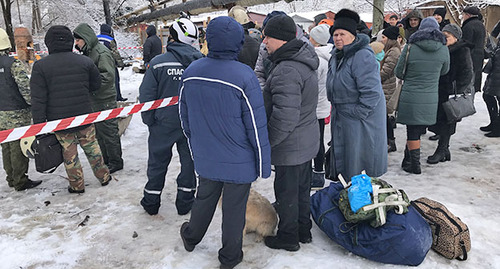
[318,19,334,26]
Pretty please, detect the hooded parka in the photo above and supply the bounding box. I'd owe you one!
[179,17,271,184]
[73,23,116,105]
[395,29,450,126]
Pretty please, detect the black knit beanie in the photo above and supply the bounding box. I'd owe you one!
[100,24,112,35]
[382,26,400,40]
[433,7,446,19]
[330,9,360,36]
[263,15,296,42]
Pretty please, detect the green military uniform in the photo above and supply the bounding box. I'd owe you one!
[73,23,123,172]
[0,51,32,190]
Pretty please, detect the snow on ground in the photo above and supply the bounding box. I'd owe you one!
[1,68,500,269]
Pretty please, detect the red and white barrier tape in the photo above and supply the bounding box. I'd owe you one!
[8,45,170,56]
[0,97,178,144]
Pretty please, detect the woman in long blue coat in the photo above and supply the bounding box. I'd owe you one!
[326,9,387,181]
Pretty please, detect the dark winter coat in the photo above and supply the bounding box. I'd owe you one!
[263,39,319,166]
[31,25,101,127]
[179,16,271,184]
[462,16,486,92]
[143,25,162,64]
[431,40,474,133]
[73,23,116,106]
[139,41,203,127]
[238,33,260,69]
[380,40,401,112]
[395,29,450,126]
[254,28,311,89]
[401,9,423,40]
[0,55,30,111]
[439,19,450,30]
[483,44,500,97]
[326,34,387,180]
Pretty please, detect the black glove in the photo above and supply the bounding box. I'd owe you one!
[121,66,125,70]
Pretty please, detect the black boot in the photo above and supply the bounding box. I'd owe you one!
[388,139,397,153]
[427,147,451,164]
[485,119,500,137]
[481,94,498,132]
[427,135,451,164]
[403,149,421,174]
[401,146,411,170]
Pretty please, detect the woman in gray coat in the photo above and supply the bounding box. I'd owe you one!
[326,9,387,181]
[395,17,450,174]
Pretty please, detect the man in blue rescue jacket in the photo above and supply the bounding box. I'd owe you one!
[138,17,203,216]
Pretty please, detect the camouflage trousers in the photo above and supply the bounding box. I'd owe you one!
[0,109,31,190]
[55,125,110,191]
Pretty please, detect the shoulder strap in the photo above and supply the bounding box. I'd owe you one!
[402,44,411,77]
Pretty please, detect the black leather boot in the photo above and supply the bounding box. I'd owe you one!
[427,147,451,164]
[401,145,411,170]
[427,135,451,164]
[403,149,421,174]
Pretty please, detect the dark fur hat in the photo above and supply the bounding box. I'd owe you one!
[330,9,360,36]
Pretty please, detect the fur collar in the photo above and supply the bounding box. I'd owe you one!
[408,29,446,45]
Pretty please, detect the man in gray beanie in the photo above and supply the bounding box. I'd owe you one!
[262,14,320,251]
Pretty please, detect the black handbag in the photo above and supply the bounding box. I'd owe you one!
[442,82,476,124]
[32,133,64,173]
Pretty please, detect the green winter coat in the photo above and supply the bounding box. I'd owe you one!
[395,31,449,126]
[74,23,116,105]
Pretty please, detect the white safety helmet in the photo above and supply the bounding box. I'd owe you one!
[20,136,36,158]
[170,18,199,46]
[0,28,11,50]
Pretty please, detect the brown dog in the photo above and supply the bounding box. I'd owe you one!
[244,188,278,242]
[219,188,278,242]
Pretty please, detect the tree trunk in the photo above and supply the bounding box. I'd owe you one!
[372,0,385,38]
[103,0,112,25]
[1,0,15,50]
[32,0,42,34]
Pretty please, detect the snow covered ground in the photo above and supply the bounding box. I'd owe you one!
[1,68,499,269]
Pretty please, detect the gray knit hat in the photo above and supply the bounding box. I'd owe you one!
[442,24,462,40]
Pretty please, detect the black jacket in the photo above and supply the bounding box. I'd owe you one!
[435,40,474,125]
[30,26,101,125]
[438,40,474,99]
[462,17,486,80]
[238,33,260,69]
[143,25,162,64]
[483,45,500,96]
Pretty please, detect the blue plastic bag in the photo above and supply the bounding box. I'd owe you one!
[348,174,373,212]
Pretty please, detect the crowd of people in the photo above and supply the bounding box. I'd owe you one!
[1,4,499,269]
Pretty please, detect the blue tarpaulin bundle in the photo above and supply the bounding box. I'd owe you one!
[310,182,432,266]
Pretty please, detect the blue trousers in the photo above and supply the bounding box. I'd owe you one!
[141,123,196,215]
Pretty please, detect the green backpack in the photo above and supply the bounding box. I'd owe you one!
[339,178,410,228]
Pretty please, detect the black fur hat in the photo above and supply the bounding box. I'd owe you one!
[330,9,360,36]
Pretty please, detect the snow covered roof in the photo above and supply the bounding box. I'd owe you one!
[288,10,334,21]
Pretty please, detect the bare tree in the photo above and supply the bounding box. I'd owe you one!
[103,0,112,25]
[32,0,42,34]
